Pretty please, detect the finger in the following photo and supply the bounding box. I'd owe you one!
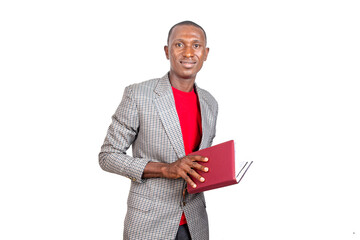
[187,155,209,163]
[191,161,209,173]
[180,171,197,189]
[187,167,206,183]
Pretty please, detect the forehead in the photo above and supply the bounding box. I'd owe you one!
[169,25,206,43]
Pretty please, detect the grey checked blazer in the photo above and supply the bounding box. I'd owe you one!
[99,73,218,240]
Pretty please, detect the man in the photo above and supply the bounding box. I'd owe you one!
[99,21,218,240]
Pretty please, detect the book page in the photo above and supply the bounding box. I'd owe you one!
[236,161,252,182]
[234,141,253,182]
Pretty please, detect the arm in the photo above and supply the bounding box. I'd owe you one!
[99,86,210,187]
[143,155,209,188]
[99,86,151,183]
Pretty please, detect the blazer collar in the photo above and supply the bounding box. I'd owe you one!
[154,73,207,99]
[154,73,172,96]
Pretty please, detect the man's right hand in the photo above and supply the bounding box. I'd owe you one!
[142,156,209,189]
[162,155,209,188]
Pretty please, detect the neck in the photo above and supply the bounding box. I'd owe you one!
[169,72,196,92]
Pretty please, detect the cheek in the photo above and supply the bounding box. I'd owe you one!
[196,50,206,60]
[203,51,208,60]
[170,52,181,63]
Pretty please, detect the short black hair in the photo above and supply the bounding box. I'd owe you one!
[167,20,207,45]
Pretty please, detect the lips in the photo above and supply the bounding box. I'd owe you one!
[180,60,196,68]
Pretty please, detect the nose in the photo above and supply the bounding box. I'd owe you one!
[183,46,194,58]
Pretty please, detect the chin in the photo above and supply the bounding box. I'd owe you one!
[171,69,195,79]
[180,71,198,79]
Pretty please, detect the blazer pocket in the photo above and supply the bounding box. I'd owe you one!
[127,193,153,212]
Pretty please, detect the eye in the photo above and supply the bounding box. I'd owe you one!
[193,43,200,49]
[175,42,183,48]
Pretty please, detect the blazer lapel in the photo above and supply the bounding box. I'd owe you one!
[196,85,213,150]
[154,74,185,159]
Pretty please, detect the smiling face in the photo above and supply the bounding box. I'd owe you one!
[164,24,209,83]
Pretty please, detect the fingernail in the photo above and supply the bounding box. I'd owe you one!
[193,184,197,188]
[200,177,205,182]
[205,157,209,161]
[204,167,209,172]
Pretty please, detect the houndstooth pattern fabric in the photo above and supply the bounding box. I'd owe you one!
[99,73,218,240]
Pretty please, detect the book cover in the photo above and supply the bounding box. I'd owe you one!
[187,140,252,194]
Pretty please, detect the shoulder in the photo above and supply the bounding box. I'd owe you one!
[123,77,160,98]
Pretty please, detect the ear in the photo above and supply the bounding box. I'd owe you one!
[164,45,170,60]
[204,47,210,61]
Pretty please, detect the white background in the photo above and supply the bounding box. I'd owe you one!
[1,0,359,239]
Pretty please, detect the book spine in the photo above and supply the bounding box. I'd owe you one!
[188,179,237,194]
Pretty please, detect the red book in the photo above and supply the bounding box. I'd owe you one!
[187,140,253,194]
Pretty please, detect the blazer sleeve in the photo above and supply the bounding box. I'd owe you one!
[98,86,151,183]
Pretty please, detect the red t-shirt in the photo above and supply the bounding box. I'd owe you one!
[172,86,202,225]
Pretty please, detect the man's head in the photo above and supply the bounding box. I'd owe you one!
[167,21,207,46]
[164,21,209,82]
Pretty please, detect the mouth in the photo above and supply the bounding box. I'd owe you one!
[180,60,196,68]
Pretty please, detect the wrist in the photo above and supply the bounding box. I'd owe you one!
[160,164,169,178]
[143,162,169,179]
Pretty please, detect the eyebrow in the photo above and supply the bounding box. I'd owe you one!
[173,38,202,43]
